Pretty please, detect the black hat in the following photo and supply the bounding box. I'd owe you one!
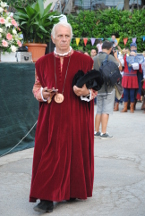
[72,69,104,91]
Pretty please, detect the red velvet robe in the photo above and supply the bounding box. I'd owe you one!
[29,51,94,202]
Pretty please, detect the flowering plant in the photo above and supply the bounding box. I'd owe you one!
[0,0,22,53]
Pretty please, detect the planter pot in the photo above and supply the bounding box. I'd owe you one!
[24,43,47,62]
[0,52,16,62]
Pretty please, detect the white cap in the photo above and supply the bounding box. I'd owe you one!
[59,14,67,22]
[50,14,67,23]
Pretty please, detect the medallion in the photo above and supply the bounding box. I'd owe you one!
[54,93,64,103]
[53,55,71,104]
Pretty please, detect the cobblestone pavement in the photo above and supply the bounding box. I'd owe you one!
[0,103,145,216]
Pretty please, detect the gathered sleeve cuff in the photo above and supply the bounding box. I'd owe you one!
[32,70,46,102]
[80,89,98,102]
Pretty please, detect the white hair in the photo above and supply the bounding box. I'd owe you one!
[51,22,73,39]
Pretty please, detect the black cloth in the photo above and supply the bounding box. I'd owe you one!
[0,63,38,156]
[72,69,104,91]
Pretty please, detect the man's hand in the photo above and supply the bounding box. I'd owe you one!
[42,87,58,100]
[73,84,90,97]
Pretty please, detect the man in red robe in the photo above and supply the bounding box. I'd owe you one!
[29,21,95,213]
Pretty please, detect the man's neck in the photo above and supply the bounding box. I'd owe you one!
[54,47,72,56]
[102,49,110,54]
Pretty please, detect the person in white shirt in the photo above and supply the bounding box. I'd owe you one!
[96,39,103,53]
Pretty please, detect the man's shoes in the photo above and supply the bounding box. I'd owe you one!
[94,131,101,137]
[67,198,76,202]
[100,133,113,139]
[33,200,53,213]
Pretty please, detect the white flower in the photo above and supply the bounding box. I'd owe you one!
[1,1,8,8]
[11,45,17,52]
[0,1,22,53]
[5,22,12,28]
[10,12,14,17]
[19,34,23,39]
[0,6,3,12]
[6,16,11,22]
[5,16,12,27]
[12,29,17,35]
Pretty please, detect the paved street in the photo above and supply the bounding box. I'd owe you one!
[0,103,145,216]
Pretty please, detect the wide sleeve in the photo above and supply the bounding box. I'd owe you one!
[32,70,44,102]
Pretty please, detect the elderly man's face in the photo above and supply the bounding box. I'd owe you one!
[52,25,71,53]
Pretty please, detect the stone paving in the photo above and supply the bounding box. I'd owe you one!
[0,103,145,216]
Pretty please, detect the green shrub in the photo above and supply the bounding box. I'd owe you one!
[67,8,145,53]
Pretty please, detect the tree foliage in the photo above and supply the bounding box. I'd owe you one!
[5,0,46,12]
[67,8,145,53]
[6,0,39,7]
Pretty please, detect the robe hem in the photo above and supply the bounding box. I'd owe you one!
[29,194,93,203]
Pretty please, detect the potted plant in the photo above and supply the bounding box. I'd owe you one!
[0,0,22,62]
[14,0,61,62]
